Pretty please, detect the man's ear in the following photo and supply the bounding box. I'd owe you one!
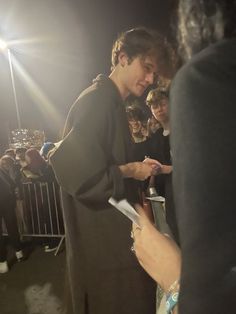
[118,51,128,67]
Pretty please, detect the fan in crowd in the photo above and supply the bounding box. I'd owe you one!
[146,86,179,244]
[126,105,148,143]
[4,148,16,160]
[21,148,61,252]
[15,147,27,168]
[22,148,55,182]
[40,142,56,161]
[0,155,24,274]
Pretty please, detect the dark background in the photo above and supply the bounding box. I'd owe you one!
[0,0,177,150]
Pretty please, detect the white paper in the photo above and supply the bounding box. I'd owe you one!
[146,196,165,202]
[108,197,141,227]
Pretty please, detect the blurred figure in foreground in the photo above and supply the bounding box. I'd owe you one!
[133,1,236,313]
[171,1,236,312]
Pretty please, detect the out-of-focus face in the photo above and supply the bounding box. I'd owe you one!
[150,98,169,125]
[128,119,143,135]
[122,54,158,97]
[16,152,26,161]
[0,159,14,172]
[5,151,15,159]
[177,0,225,61]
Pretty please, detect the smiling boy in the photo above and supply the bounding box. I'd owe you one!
[51,28,170,314]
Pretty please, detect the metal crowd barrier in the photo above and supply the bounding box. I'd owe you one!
[2,181,65,255]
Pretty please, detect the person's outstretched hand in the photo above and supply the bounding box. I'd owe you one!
[132,205,181,292]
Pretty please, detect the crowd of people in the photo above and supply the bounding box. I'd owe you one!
[126,83,179,246]
[0,142,63,274]
[1,0,236,313]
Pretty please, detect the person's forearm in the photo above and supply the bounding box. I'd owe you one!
[119,163,136,178]
[119,161,158,181]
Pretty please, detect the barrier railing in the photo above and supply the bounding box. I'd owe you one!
[2,181,65,255]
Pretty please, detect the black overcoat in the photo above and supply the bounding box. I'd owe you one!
[51,75,156,314]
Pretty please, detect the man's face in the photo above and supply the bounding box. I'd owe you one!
[151,98,169,124]
[122,55,158,97]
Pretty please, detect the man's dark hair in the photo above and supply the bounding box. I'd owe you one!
[15,147,27,154]
[178,0,236,61]
[111,27,174,77]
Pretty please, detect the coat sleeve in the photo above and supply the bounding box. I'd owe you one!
[170,58,236,313]
[50,91,125,205]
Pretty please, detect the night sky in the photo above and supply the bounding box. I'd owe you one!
[0,0,176,149]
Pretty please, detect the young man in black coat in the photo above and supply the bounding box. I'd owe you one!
[50,28,171,314]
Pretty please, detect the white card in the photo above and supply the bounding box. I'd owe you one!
[146,196,165,202]
[108,197,141,227]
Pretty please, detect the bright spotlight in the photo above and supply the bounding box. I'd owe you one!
[0,39,8,50]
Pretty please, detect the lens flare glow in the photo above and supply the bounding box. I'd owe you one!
[8,51,63,126]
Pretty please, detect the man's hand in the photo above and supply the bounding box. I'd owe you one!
[143,157,163,175]
[132,162,157,180]
[161,165,172,174]
[143,158,172,175]
[119,162,157,181]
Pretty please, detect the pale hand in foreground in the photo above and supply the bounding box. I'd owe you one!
[132,204,181,293]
